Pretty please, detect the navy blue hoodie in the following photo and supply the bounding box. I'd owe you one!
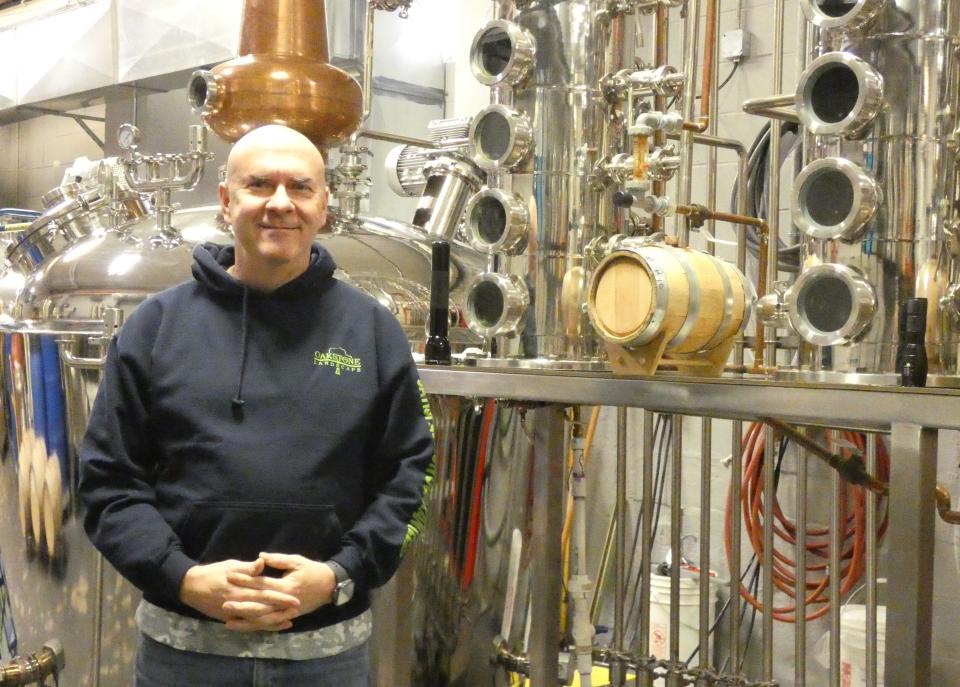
[80,243,435,631]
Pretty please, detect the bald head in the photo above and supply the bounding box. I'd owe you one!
[218,124,331,291]
[225,125,326,185]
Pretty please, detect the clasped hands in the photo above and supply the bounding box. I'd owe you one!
[179,552,336,632]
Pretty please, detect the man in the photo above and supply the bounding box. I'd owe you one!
[79,125,435,686]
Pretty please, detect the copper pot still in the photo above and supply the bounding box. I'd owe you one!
[188,0,363,148]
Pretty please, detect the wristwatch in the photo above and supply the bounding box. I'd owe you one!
[326,560,355,606]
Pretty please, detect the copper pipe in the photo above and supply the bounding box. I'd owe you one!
[673,205,767,232]
[701,0,718,123]
[675,205,769,368]
[192,0,362,148]
[680,0,719,134]
[936,485,960,525]
[682,119,709,133]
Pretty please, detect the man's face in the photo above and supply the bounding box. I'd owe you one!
[220,144,328,273]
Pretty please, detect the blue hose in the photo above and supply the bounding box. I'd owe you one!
[40,337,68,493]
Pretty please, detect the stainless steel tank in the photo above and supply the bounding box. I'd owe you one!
[321,214,485,350]
[781,0,960,383]
[463,1,627,366]
[0,198,232,687]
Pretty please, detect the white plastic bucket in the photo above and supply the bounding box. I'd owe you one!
[648,573,716,664]
[840,605,886,687]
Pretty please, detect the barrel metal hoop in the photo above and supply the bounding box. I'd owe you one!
[628,252,670,347]
[702,261,735,351]
[668,251,700,348]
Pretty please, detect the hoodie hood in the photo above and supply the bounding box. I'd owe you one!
[191,242,337,299]
[190,242,338,409]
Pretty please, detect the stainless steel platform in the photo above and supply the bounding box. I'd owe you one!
[418,365,947,686]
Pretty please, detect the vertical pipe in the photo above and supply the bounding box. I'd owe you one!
[529,405,565,686]
[638,410,656,687]
[705,0,721,253]
[509,1,608,360]
[675,0,702,248]
[613,406,629,687]
[794,439,808,685]
[570,427,592,687]
[698,417,712,672]
[735,150,748,370]
[351,0,376,142]
[765,0,786,367]
[652,4,670,235]
[729,419,743,673]
[865,434,879,687]
[761,425,776,680]
[886,423,936,686]
[829,448,842,687]
[668,414,683,686]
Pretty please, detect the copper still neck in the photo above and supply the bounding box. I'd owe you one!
[190,0,362,148]
[239,0,329,61]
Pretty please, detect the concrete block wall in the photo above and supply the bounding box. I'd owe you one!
[0,105,105,211]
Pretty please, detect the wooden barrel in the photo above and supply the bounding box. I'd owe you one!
[587,245,751,354]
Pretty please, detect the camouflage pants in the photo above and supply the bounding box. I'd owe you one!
[135,634,371,687]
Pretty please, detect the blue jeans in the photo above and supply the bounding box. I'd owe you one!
[135,634,371,687]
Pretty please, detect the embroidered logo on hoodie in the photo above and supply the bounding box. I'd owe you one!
[314,347,363,375]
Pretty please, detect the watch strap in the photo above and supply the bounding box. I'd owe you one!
[326,560,350,584]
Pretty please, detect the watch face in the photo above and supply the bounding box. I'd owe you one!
[335,579,355,606]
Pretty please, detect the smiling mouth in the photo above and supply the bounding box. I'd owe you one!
[259,224,299,231]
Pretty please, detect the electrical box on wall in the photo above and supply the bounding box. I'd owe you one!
[721,29,750,62]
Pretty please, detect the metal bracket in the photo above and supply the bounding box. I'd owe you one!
[20,105,105,150]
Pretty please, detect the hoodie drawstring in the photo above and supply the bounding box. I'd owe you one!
[232,285,249,408]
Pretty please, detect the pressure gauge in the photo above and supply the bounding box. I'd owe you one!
[117,123,142,151]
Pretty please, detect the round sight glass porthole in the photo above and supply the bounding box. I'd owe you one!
[798,274,853,333]
[469,105,533,171]
[464,272,529,338]
[470,20,535,87]
[479,28,511,78]
[793,158,880,241]
[800,0,884,31]
[465,189,529,255]
[476,112,510,160]
[786,263,876,346]
[471,280,505,328]
[796,53,883,138]
[811,66,859,123]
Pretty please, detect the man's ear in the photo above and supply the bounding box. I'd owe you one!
[318,189,330,230]
[218,182,231,221]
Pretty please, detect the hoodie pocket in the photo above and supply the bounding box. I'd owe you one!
[178,501,343,564]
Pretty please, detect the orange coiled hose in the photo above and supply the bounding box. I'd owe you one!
[724,422,889,622]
